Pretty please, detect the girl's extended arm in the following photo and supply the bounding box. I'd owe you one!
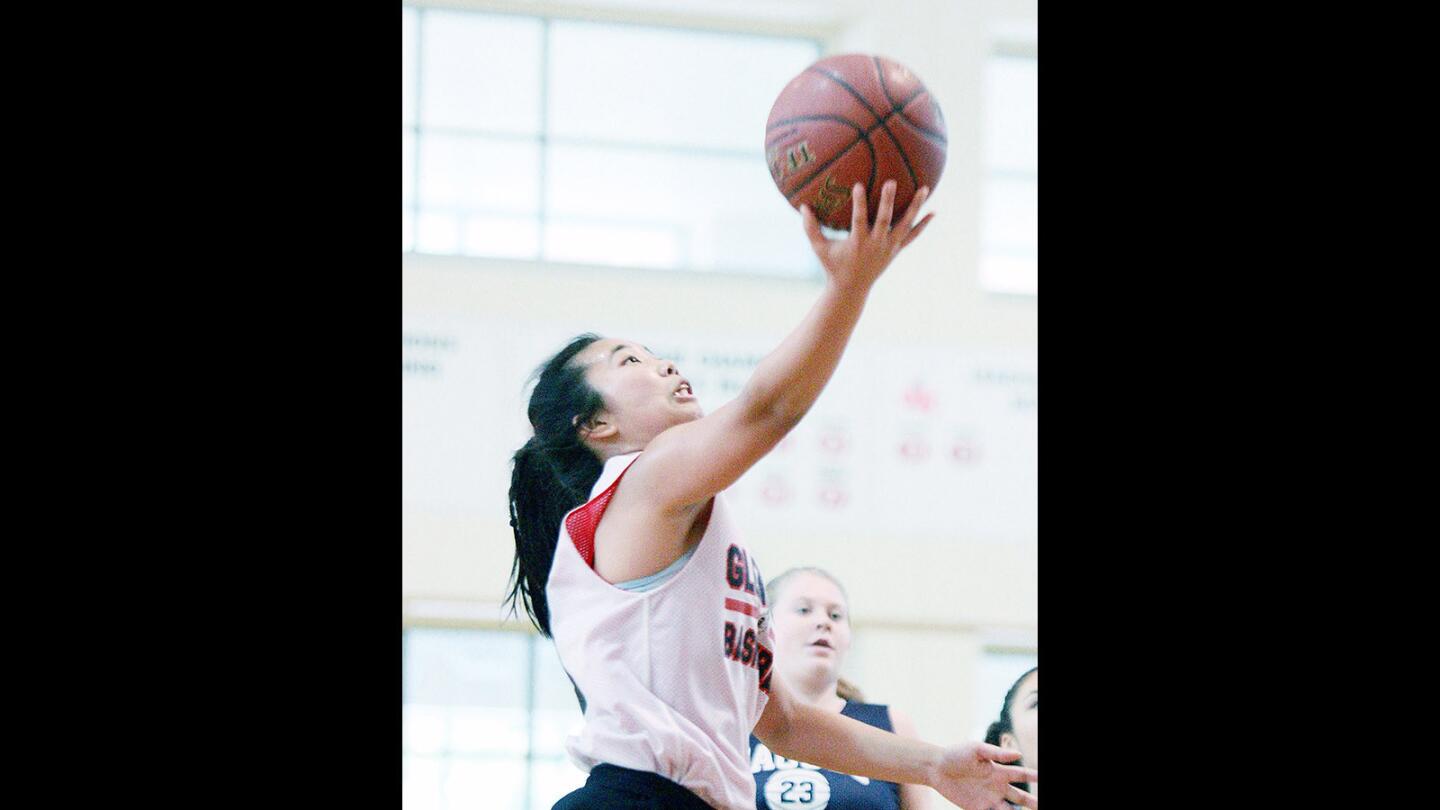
[629,180,933,509]
[754,677,1037,809]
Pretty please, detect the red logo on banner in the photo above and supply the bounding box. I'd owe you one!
[761,477,793,506]
[899,438,930,462]
[903,383,936,413]
[950,441,980,464]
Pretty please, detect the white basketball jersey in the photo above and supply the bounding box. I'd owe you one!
[547,451,773,810]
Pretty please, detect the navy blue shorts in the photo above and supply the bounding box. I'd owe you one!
[552,764,714,809]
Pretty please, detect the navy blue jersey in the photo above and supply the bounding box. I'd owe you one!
[749,702,902,810]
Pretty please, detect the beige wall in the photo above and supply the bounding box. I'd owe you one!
[403,0,1037,758]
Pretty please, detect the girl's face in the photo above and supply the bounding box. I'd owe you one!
[770,572,852,685]
[577,338,702,450]
[1000,670,1038,774]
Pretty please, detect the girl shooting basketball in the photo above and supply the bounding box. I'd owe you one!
[508,181,1037,810]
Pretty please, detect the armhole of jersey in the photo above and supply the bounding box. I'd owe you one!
[883,705,897,734]
[563,457,637,569]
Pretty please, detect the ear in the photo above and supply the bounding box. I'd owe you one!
[574,412,618,442]
[999,731,1022,761]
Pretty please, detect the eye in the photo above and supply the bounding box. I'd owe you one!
[796,606,809,614]
[830,611,843,621]
[623,355,641,365]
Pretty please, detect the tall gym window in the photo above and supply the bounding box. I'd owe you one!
[403,5,822,277]
[980,46,1038,296]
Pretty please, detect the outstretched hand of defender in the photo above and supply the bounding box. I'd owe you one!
[930,741,1038,809]
[801,179,933,293]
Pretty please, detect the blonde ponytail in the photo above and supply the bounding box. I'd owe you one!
[835,676,865,703]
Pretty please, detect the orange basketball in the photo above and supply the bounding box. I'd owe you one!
[766,54,946,230]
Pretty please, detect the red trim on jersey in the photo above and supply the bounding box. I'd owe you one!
[725,598,761,617]
[563,464,634,569]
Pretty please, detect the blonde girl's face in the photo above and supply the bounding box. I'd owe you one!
[771,572,852,680]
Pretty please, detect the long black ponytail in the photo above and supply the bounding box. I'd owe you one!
[506,334,607,637]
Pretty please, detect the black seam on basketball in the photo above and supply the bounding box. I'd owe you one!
[765,115,866,145]
[891,111,948,146]
[767,115,866,192]
[874,56,900,109]
[789,132,864,196]
[898,95,947,142]
[881,119,919,192]
[784,133,874,210]
[858,111,918,192]
[806,66,886,124]
[805,66,919,192]
[865,133,876,207]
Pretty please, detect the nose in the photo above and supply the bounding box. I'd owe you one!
[660,361,678,376]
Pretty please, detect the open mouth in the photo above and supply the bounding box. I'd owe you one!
[673,381,695,400]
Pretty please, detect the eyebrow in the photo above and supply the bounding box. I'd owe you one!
[610,344,660,361]
[793,599,845,609]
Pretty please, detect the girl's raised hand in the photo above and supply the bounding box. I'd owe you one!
[801,179,933,293]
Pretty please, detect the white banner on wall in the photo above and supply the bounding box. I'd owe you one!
[403,315,1036,542]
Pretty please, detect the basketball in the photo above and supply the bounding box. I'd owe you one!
[765,54,947,230]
